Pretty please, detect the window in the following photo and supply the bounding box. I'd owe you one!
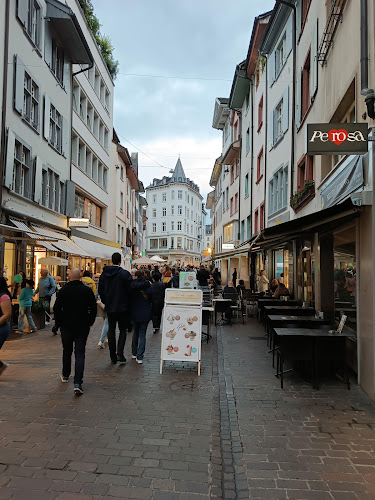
[178,190,182,199]
[276,34,286,76]
[121,227,124,246]
[162,207,166,217]
[51,38,64,85]
[49,104,62,153]
[171,237,174,248]
[246,128,250,153]
[152,194,157,203]
[177,237,182,248]
[177,221,182,231]
[162,192,166,201]
[162,222,166,232]
[301,49,311,119]
[171,221,174,231]
[23,72,39,130]
[120,166,124,180]
[226,187,229,210]
[260,203,264,231]
[171,205,174,215]
[117,224,121,244]
[268,165,288,216]
[257,148,264,181]
[297,155,314,190]
[120,191,124,212]
[275,101,283,141]
[160,238,167,247]
[246,216,251,239]
[150,239,158,249]
[230,165,234,184]
[17,0,42,49]
[178,205,182,215]
[254,208,259,234]
[152,223,157,233]
[12,140,31,199]
[245,91,250,112]
[258,95,263,131]
[234,193,238,213]
[187,223,189,234]
[172,190,175,200]
[74,193,103,227]
[244,174,249,198]
[152,208,156,218]
[230,197,234,216]
[224,223,233,242]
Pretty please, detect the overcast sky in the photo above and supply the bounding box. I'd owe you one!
[93,0,275,201]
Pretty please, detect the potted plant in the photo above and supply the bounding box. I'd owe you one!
[290,181,315,211]
[31,299,49,330]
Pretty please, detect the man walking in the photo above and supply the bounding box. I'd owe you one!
[53,268,96,395]
[34,269,56,324]
[98,252,133,365]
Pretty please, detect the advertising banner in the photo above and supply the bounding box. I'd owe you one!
[307,123,368,155]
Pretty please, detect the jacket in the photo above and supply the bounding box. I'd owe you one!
[151,281,165,315]
[131,280,153,323]
[53,280,97,330]
[98,265,132,313]
[34,275,56,298]
[19,287,34,307]
[171,275,179,288]
[196,268,210,286]
[82,276,97,295]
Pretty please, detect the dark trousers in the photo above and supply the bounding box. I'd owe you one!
[0,323,10,368]
[107,311,128,362]
[152,307,163,329]
[132,321,149,360]
[61,327,89,384]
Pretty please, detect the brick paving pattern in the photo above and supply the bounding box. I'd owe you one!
[0,316,375,499]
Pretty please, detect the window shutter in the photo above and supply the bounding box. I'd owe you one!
[17,0,29,28]
[4,131,15,189]
[296,69,302,128]
[34,156,43,203]
[44,24,52,68]
[44,95,50,141]
[267,109,273,151]
[24,163,31,200]
[14,55,25,115]
[37,3,43,50]
[65,180,76,217]
[285,14,293,56]
[62,116,69,158]
[296,0,302,41]
[282,87,289,133]
[310,19,319,100]
[268,51,275,87]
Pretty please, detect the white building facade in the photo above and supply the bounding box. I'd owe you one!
[145,159,203,266]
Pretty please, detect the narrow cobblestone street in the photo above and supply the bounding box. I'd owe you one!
[1,318,375,500]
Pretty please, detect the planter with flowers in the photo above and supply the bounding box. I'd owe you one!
[31,299,49,330]
[290,181,315,212]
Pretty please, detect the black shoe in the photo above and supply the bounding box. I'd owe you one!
[73,384,83,395]
[117,356,126,365]
[52,326,59,335]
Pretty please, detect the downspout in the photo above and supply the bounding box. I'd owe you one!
[264,59,268,231]
[0,0,10,217]
[276,0,296,200]
[360,0,369,95]
[237,110,242,243]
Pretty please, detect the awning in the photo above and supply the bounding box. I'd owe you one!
[222,140,240,165]
[30,224,89,256]
[72,236,120,260]
[46,0,93,65]
[9,217,62,250]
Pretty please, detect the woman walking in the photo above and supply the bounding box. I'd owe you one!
[131,271,153,364]
[0,277,12,375]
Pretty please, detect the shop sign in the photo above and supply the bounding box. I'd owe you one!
[307,123,368,155]
[321,156,364,209]
[222,243,234,250]
[69,218,89,228]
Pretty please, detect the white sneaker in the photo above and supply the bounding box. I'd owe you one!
[131,355,137,359]
[45,321,50,326]
[98,341,106,349]
[136,359,143,364]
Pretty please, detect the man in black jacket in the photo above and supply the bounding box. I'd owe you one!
[98,252,133,365]
[196,265,210,287]
[54,268,97,395]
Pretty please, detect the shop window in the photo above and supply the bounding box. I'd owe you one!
[170,237,174,248]
[13,140,31,199]
[297,155,314,190]
[258,95,263,131]
[150,239,158,249]
[177,237,182,248]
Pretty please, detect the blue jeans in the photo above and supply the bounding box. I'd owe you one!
[18,306,37,332]
[132,321,149,360]
[0,323,10,368]
[99,318,108,343]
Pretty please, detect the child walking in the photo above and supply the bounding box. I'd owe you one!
[16,279,38,334]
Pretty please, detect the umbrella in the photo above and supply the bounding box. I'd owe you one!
[150,255,166,263]
[38,256,69,266]
[133,256,158,265]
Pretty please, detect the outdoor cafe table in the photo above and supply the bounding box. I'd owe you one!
[202,306,214,343]
[274,328,355,390]
[263,306,315,330]
[258,301,305,323]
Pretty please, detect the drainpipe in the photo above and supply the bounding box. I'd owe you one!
[0,0,10,218]
[276,0,296,200]
[237,110,242,244]
[360,0,369,95]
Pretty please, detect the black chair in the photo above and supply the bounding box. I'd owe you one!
[214,301,232,326]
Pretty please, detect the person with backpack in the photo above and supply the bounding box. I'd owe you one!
[131,270,153,363]
[0,277,12,376]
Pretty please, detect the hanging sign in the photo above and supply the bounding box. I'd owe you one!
[307,123,368,155]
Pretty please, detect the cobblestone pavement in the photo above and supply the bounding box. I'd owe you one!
[1,316,375,499]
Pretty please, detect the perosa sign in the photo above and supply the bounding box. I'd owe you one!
[307,123,368,155]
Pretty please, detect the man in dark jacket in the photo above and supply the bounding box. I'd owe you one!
[196,265,210,287]
[54,268,96,395]
[151,274,165,333]
[98,252,132,365]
